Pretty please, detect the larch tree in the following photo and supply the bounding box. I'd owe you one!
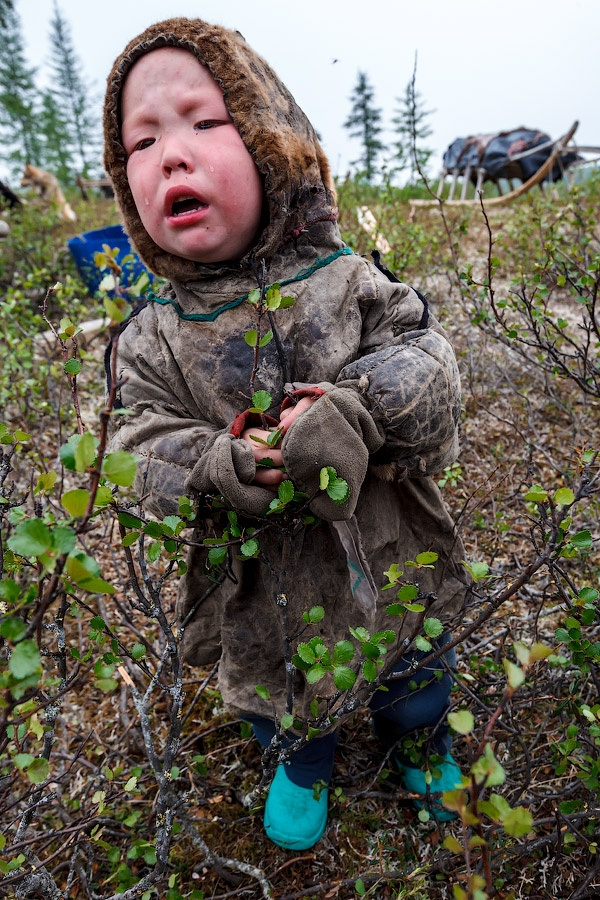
[40,88,74,184]
[343,70,384,184]
[391,79,434,184]
[47,1,97,178]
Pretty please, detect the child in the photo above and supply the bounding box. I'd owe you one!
[103,18,469,850]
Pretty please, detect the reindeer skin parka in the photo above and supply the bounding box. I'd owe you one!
[103,18,468,721]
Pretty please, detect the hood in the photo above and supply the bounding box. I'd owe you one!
[103,17,337,282]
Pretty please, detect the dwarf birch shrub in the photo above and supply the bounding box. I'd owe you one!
[0,180,599,898]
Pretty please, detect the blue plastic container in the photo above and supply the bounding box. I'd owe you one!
[68,224,151,296]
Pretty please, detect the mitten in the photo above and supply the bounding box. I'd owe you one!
[281,388,384,520]
[187,433,275,516]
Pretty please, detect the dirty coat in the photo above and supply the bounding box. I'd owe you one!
[103,17,468,721]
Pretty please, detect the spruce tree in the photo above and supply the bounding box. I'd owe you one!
[391,80,434,184]
[0,3,42,176]
[0,0,13,30]
[40,89,74,184]
[47,1,97,177]
[343,71,384,183]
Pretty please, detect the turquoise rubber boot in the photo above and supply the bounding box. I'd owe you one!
[264,764,328,849]
[398,753,462,822]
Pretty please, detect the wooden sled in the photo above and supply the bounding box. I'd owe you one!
[410,121,580,213]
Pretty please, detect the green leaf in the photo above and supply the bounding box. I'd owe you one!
[397,584,419,602]
[503,659,525,690]
[258,329,273,347]
[103,451,138,487]
[383,562,403,585]
[361,640,381,660]
[296,642,316,665]
[143,521,163,538]
[362,659,378,682]
[35,471,57,494]
[59,434,81,471]
[7,519,52,557]
[570,530,592,550]
[462,560,490,582]
[350,626,370,642]
[119,512,144,529]
[554,487,575,507]
[333,666,356,690]
[95,678,119,692]
[278,480,295,504]
[147,541,161,562]
[247,289,261,305]
[0,579,20,602]
[267,427,284,447]
[51,526,77,555]
[64,358,82,376]
[208,546,227,567]
[385,603,405,617]
[131,643,146,660]
[240,538,259,557]
[333,640,355,664]
[1,617,27,642]
[303,605,325,624]
[104,296,127,322]
[279,295,295,309]
[327,477,350,504]
[280,713,294,731]
[415,551,438,565]
[161,515,183,535]
[27,758,49,785]
[503,806,534,837]
[13,752,35,771]
[424,617,444,638]
[415,635,432,652]
[74,432,96,471]
[265,286,281,310]
[524,484,548,502]
[255,685,270,700]
[471,743,506,787]
[61,489,90,517]
[404,602,425,613]
[306,663,327,684]
[9,640,42,679]
[443,834,464,854]
[448,709,475,735]
[250,390,272,412]
[319,467,331,490]
[66,556,115,595]
[244,329,258,346]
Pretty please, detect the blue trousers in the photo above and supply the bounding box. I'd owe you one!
[244,636,455,788]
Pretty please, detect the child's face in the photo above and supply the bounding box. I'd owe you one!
[121,47,264,264]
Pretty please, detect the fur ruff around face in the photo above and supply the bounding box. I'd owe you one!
[103,18,336,281]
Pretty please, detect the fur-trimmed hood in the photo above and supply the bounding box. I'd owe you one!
[103,17,336,282]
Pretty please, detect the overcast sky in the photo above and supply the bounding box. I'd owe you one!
[11,0,600,182]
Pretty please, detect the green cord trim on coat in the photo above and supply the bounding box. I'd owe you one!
[145,247,354,323]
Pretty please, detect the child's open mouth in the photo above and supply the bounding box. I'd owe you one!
[171,197,207,216]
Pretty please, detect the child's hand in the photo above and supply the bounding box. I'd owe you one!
[241,427,285,488]
[279,395,316,432]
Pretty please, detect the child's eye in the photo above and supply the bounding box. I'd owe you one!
[133,138,155,152]
[194,121,218,131]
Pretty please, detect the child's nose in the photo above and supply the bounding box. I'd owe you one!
[161,136,194,176]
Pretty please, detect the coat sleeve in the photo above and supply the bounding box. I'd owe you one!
[109,305,274,518]
[334,266,462,476]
